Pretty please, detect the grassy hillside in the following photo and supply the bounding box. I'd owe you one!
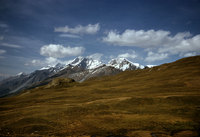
[0,56,200,137]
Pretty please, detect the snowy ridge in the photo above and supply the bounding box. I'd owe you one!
[70,56,84,66]
[40,65,52,70]
[108,57,143,71]
[146,65,156,68]
[16,72,26,76]
[38,56,150,74]
[70,56,102,69]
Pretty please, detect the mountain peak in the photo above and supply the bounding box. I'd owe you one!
[109,57,130,63]
[16,72,26,76]
[108,57,142,71]
[71,56,84,66]
[40,65,53,70]
[70,56,102,69]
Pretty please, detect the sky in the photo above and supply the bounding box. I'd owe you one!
[0,0,200,76]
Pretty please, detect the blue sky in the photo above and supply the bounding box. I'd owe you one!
[0,0,200,75]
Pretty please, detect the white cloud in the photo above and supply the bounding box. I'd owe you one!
[31,57,59,66]
[29,44,85,68]
[0,43,22,48]
[145,51,168,62]
[118,51,137,59]
[40,44,85,58]
[103,29,200,56]
[182,52,196,57]
[29,57,73,67]
[45,57,59,65]
[0,49,6,54]
[31,58,55,67]
[87,53,103,61]
[103,29,172,47]
[59,34,81,39]
[158,34,200,55]
[55,23,100,34]
[31,59,42,65]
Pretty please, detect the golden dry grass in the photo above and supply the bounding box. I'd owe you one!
[0,56,200,136]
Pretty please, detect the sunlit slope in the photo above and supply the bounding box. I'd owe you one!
[0,56,200,137]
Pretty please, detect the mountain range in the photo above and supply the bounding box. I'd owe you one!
[0,55,199,136]
[0,57,149,97]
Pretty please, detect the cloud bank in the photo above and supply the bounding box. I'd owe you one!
[103,29,200,62]
[145,52,168,62]
[182,52,196,57]
[40,44,85,58]
[103,29,172,47]
[31,57,63,67]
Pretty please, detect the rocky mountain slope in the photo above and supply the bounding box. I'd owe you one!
[0,57,142,97]
[0,67,61,97]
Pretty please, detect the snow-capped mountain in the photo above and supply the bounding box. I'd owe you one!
[108,58,143,71]
[41,57,142,73]
[16,72,26,76]
[0,63,66,97]
[146,65,156,68]
[40,65,52,70]
[0,56,148,97]
[40,63,65,72]
[70,56,102,69]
